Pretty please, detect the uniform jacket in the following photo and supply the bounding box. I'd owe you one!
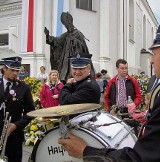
[105,75,142,111]
[0,77,35,141]
[59,75,100,105]
[40,82,64,108]
[83,84,160,162]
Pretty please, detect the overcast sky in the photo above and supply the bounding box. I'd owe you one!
[147,0,160,24]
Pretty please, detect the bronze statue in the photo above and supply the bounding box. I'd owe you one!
[44,12,93,81]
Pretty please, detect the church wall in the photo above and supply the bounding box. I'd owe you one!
[108,0,119,77]
[69,0,100,73]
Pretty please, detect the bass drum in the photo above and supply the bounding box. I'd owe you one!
[31,111,137,162]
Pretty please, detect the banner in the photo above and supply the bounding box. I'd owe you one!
[55,0,69,36]
[21,0,34,53]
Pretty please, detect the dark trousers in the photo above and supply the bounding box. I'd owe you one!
[5,133,23,162]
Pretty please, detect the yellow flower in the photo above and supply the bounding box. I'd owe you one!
[30,131,35,135]
[30,125,38,131]
[30,120,36,125]
[34,137,38,145]
[25,139,31,146]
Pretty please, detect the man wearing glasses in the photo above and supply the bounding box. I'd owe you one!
[105,59,142,113]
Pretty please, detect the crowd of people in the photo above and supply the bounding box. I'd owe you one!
[58,25,160,162]
[0,52,157,162]
[0,24,160,162]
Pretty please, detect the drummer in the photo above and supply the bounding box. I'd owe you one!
[59,53,100,105]
[58,25,160,162]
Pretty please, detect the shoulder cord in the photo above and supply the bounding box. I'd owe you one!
[147,83,160,118]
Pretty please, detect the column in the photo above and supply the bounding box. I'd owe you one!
[99,0,110,59]
[34,0,45,54]
[118,0,124,59]
[44,0,53,71]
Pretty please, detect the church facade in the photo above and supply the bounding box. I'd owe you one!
[0,0,158,77]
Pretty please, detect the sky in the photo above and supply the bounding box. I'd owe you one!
[147,0,160,24]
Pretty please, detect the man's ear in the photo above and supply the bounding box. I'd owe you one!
[2,66,6,71]
[87,64,91,71]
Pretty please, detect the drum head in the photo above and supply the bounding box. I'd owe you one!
[31,127,109,162]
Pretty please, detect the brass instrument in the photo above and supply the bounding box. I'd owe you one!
[0,112,11,162]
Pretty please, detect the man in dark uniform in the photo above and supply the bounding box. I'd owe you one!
[58,26,160,162]
[59,53,100,105]
[0,56,35,162]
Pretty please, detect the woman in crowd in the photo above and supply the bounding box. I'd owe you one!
[95,72,104,103]
[40,70,64,108]
[37,66,48,85]
[19,65,30,80]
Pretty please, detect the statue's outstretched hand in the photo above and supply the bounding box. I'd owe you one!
[44,27,49,36]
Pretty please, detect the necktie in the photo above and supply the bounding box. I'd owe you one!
[5,82,11,98]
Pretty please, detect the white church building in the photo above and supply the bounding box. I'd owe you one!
[0,0,158,77]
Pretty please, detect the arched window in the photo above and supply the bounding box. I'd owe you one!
[129,0,134,42]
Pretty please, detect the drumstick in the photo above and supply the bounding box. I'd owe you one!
[116,113,130,116]
[95,118,134,128]
[95,120,123,128]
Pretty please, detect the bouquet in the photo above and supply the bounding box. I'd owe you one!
[24,119,45,146]
[24,77,42,109]
[23,77,44,145]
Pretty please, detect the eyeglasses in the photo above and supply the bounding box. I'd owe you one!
[119,67,128,70]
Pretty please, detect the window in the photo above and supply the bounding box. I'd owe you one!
[0,34,8,46]
[76,0,92,11]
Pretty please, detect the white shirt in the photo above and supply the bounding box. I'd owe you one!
[3,77,13,91]
[37,73,48,80]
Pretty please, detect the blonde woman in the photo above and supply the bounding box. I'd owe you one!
[40,70,64,108]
